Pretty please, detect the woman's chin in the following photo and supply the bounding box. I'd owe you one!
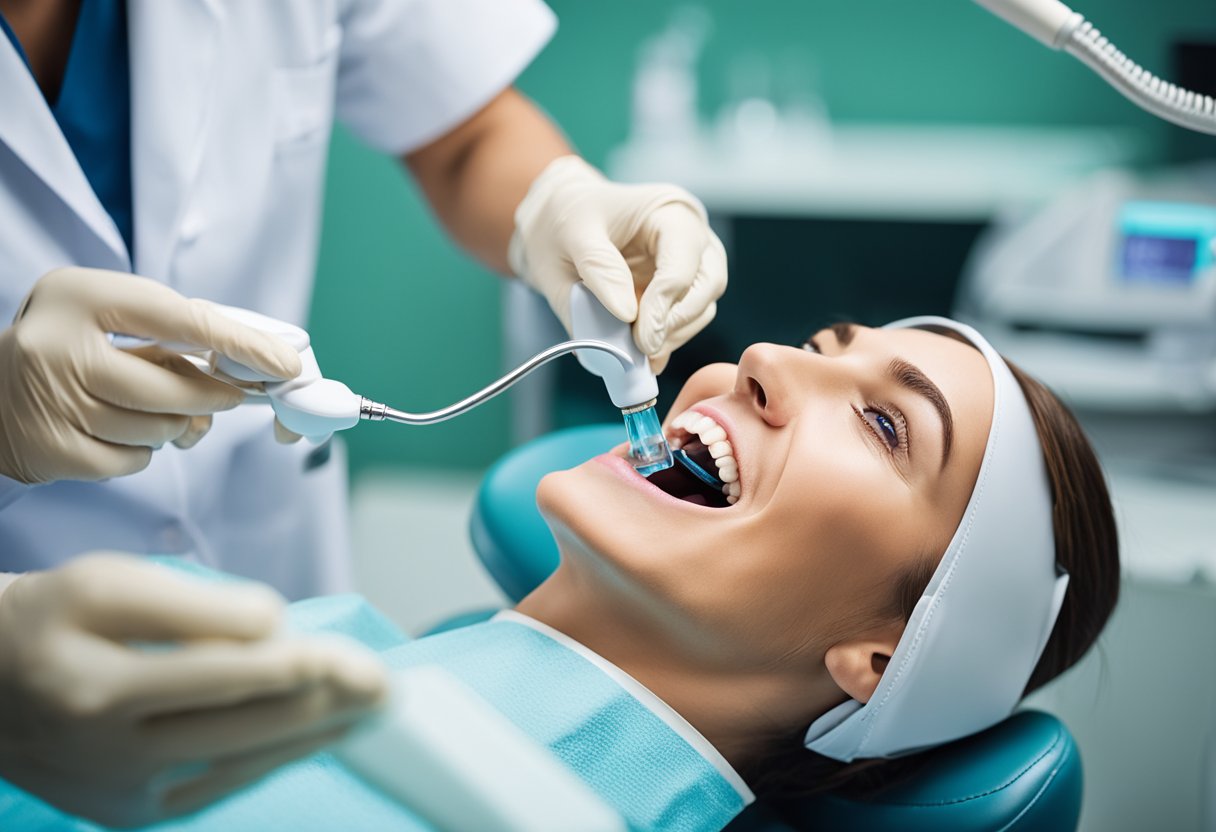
[536,466,588,524]
[538,463,658,572]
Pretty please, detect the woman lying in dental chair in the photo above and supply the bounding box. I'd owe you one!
[512,316,1120,813]
[0,317,1120,831]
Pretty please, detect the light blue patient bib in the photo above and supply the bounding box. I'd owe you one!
[0,568,747,831]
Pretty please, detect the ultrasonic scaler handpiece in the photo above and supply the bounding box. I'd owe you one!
[568,284,675,475]
[357,339,633,427]
[118,300,679,469]
[113,304,638,443]
[621,399,674,476]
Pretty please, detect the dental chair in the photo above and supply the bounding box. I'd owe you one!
[454,424,1083,832]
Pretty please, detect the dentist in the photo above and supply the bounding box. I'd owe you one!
[0,0,725,824]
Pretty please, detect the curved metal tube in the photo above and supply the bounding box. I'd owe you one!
[359,339,633,426]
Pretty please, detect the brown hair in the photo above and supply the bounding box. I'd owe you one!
[741,357,1121,799]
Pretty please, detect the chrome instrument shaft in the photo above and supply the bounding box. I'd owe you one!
[358,339,633,427]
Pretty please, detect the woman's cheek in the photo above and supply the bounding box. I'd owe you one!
[665,363,737,422]
[537,464,689,582]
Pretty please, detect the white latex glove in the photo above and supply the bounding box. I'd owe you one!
[0,268,303,484]
[508,156,727,373]
[0,554,387,828]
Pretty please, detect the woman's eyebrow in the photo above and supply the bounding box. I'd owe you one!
[887,358,954,468]
[806,321,954,466]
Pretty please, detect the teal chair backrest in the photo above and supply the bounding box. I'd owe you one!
[469,424,1082,832]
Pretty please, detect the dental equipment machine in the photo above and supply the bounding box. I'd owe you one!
[974,0,1216,136]
[960,173,1216,411]
[961,0,1216,406]
[112,287,712,479]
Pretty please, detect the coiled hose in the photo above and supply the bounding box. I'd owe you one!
[1064,17,1216,135]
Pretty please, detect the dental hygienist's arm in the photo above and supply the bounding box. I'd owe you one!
[404,88,728,372]
[0,554,387,828]
[404,88,568,275]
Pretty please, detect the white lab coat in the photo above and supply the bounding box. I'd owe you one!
[0,0,556,598]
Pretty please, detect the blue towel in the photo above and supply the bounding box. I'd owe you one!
[0,560,744,831]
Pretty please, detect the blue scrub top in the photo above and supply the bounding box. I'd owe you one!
[0,0,134,256]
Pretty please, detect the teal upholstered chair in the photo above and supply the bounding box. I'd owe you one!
[461,424,1083,832]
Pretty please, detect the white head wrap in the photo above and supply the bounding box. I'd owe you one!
[803,316,1070,762]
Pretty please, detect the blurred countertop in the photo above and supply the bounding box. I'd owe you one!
[608,124,1145,221]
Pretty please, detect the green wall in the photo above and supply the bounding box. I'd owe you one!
[309,0,1213,478]
[309,140,509,478]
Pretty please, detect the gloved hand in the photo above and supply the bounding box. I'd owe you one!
[509,156,727,373]
[0,268,303,484]
[0,554,387,828]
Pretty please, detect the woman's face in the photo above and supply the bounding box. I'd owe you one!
[536,324,994,677]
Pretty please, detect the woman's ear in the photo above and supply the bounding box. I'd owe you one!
[823,621,905,704]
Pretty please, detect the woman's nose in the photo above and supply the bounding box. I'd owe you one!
[735,343,803,427]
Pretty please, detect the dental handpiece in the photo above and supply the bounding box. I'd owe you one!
[114,298,681,477]
[567,284,674,476]
[113,304,656,453]
[362,286,685,478]
[356,338,634,426]
[227,329,637,442]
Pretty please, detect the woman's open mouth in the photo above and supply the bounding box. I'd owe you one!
[645,409,741,508]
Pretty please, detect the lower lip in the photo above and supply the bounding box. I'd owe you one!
[593,451,726,513]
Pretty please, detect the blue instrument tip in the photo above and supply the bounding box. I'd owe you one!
[672,448,725,489]
[622,404,673,475]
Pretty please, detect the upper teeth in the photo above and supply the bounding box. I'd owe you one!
[668,411,742,505]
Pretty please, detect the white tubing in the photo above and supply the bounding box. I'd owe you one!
[1064,20,1216,136]
[973,1,1216,136]
[972,0,1079,48]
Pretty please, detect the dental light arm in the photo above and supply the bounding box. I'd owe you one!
[974,0,1216,135]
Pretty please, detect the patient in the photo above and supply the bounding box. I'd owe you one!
[515,316,1119,801]
[0,318,1119,831]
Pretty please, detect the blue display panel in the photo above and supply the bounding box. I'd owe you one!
[1118,201,1216,287]
[1121,235,1199,284]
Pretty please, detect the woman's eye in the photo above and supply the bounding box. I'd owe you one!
[864,409,900,450]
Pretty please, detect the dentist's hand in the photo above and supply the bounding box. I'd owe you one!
[0,268,302,484]
[0,554,387,828]
[509,156,727,373]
